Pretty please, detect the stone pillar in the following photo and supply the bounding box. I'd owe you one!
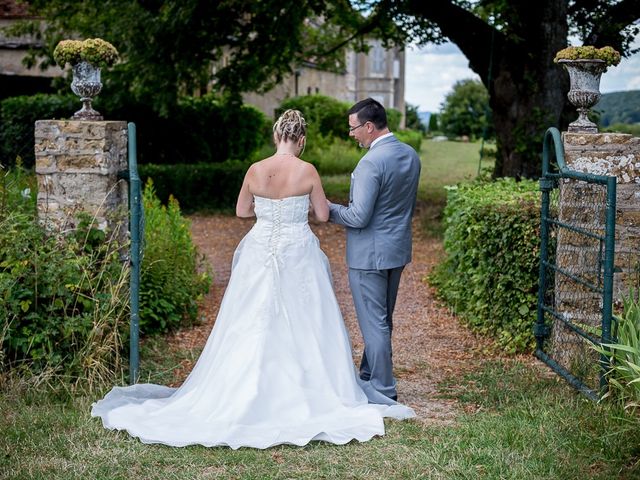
[551,132,640,376]
[563,132,640,297]
[34,120,128,235]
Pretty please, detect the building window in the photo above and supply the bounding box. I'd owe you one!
[371,42,386,74]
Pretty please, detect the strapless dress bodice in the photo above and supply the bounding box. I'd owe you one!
[250,194,312,250]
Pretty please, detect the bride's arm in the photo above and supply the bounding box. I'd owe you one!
[236,165,256,218]
[309,165,329,222]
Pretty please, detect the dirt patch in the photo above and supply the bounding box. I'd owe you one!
[164,214,494,423]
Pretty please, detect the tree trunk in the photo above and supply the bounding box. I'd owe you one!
[404,0,570,178]
[488,1,570,178]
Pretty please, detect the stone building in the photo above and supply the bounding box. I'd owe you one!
[0,0,61,99]
[243,40,406,124]
[0,1,405,124]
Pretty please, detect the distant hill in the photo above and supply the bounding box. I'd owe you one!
[594,90,640,127]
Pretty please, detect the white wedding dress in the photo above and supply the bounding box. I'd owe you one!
[92,194,415,449]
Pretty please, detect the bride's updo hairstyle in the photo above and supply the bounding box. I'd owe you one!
[273,109,307,143]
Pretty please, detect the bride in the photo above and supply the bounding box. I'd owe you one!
[91,109,415,449]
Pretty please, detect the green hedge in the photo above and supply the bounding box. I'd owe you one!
[430,178,540,353]
[395,129,422,152]
[278,95,350,138]
[0,94,78,168]
[139,161,250,212]
[0,93,269,169]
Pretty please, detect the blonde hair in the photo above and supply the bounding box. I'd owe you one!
[273,109,306,143]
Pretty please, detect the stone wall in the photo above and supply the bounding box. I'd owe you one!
[34,120,128,235]
[550,132,640,376]
[563,132,640,297]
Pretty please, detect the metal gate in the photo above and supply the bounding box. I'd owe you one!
[535,127,616,400]
[119,122,143,384]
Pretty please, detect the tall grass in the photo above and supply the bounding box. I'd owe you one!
[0,165,129,395]
[593,291,640,409]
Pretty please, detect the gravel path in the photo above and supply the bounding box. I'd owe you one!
[165,212,492,423]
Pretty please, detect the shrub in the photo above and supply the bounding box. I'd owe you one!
[0,168,129,390]
[0,168,210,389]
[139,180,211,335]
[0,94,78,168]
[430,178,540,353]
[138,161,249,212]
[278,95,350,139]
[386,108,402,131]
[395,129,422,152]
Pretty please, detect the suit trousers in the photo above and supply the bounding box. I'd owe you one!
[348,266,404,400]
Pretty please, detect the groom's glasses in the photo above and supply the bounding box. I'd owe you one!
[348,123,366,133]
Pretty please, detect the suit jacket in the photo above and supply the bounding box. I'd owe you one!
[329,134,421,270]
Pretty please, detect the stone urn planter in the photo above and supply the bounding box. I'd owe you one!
[71,61,103,120]
[53,38,119,121]
[554,46,621,134]
[557,59,607,133]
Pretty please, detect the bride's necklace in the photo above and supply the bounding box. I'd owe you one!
[275,152,296,156]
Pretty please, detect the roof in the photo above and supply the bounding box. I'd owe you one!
[0,0,31,19]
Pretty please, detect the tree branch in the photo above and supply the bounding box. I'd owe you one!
[403,0,505,85]
[582,0,640,50]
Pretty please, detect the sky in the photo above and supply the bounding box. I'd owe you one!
[405,35,640,113]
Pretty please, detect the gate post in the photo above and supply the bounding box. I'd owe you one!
[34,120,128,235]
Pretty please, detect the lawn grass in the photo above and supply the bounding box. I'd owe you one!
[3,353,640,479]
[322,138,494,207]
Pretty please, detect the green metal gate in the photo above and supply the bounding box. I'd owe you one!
[535,127,616,400]
[120,122,143,384]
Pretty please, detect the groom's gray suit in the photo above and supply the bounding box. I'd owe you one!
[329,134,421,400]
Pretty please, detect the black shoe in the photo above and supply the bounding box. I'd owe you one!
[389,394,397,402]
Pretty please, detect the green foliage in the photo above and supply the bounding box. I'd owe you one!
[554,45,621,66]
[430,178,540,353]
[53,38,119,68]
[386,108,402,131]
[138,161,249,212]
[440,79,493,141]
[17,1,360,115]
[278,95,350,139]
[395,129,422,152]
[304,137,363,176]
[0,93,268,168]
[0,94,77,168]
[0,168,128,388]
[405,103,426,133]
[603,122,640,136]
[428,112,440,133]
[98,94,269,165]
[139,181,211,335]
[596,91,640,127]
[593,292,640,410]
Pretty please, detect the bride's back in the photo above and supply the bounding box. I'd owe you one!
[249,154,314,200]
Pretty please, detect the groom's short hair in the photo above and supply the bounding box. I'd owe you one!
[349,98,388,130]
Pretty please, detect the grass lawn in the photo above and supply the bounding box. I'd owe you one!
[322,138,494,237]
[3,355,640,479]
[323,138,494,205]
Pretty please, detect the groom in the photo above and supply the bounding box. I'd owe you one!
[328,98,421,401]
